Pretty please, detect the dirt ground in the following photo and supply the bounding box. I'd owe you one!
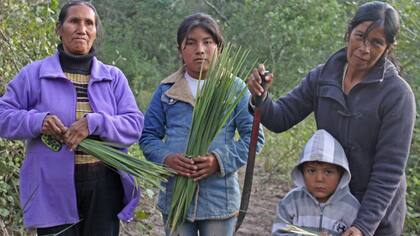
[121,160,291,236]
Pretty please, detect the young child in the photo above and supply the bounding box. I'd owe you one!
[272,129,360,236]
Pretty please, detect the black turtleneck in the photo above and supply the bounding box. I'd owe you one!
[58,44,95,75]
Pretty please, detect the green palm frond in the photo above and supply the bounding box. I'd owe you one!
[277,215,321,236]
[41,134,174,191]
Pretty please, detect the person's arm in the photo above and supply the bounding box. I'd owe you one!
[272,198,295,236]
[342,226,363,236]
[258,68,318,133]
[138,85,172,164]
[85,68,144,146]
[210,85,265,176]
[139,85,197,176]
[0,67,49,139]
[247,64,319,133]
[351,84,416,236]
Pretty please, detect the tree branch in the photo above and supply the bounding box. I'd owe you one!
[0,29,21,71]
[203,0,230,26]
[0,219,10,236]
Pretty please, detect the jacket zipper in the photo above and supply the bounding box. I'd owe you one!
[87,78,97,113]
[48,75,78,124]
[319,205,325,233]
[61,75,77,125]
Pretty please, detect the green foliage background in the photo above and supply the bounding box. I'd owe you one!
[0,0,419,235]
[0,0,59,234]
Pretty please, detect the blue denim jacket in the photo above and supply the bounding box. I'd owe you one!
[139,68,264,221]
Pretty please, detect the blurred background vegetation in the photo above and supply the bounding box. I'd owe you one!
[0,0,418,235]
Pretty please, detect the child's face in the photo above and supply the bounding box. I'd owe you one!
[302,161,341,203]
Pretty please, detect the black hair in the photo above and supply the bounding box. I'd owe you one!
[344,1,401,72]
[177,12,224,50]
[56,1,103,44]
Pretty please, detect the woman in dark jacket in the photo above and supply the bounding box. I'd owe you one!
[248,2,415,236]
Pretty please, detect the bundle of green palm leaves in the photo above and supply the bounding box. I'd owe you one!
[276,216,321,235]
[280,224,320,236]
[41,134,174,190]
[167,44,254,232]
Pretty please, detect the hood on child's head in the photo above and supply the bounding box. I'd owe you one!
[291,129,351,190]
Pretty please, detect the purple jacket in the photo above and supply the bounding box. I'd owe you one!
[0,52,144,228]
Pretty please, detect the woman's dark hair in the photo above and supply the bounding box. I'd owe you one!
[56,1,103,43]
[177,13,224,50]
[344,1,401,72]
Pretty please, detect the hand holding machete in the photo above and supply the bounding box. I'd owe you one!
[236,66,272,232]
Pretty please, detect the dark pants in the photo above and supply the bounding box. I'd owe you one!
[37,163,123,236]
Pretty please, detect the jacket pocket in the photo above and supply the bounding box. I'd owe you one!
[160,94,192,145]
[19,153,40,213]
[160,94,177,112]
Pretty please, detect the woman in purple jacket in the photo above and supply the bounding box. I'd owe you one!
[0,1,143,235]
[248,2,415,236]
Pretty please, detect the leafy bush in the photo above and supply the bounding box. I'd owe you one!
[404,84,420,235]
[0,0,58,92]
[0,140,24,234]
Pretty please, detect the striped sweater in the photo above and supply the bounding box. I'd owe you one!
[58,44,99,164]
[65,72,99,164]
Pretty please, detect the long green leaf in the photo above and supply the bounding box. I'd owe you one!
[41,134,174,191]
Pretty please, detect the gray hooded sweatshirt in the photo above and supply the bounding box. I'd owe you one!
[272,129,360,236]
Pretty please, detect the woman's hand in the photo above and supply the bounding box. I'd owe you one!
[247,64,273,97]
[342,226,363,236]
[320,231,332,236]
[164,153,197,177]
[63,117,89,151]
[191,153,220,181]
[42,115,67,141]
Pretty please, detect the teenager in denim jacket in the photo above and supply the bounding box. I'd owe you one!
[140,13,264,236]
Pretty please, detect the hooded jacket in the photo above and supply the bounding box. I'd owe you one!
[272,129,360,236]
